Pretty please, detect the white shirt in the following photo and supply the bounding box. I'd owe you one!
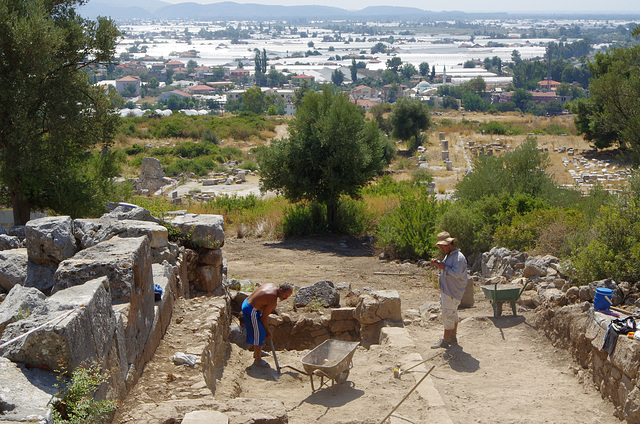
[439,249,468,300]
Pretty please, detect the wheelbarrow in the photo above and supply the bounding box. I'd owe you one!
[301,339,360,394]
[481,281,528,317]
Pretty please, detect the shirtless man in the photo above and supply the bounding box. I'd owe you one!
[242,282,293,367]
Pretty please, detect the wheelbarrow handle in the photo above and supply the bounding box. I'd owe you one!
[517,280,529,299]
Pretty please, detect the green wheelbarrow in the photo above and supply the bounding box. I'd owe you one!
[481,281,528,317]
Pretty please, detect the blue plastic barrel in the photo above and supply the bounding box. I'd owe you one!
[594,287,613,311]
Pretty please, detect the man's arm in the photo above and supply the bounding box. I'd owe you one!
[261,297,277,339]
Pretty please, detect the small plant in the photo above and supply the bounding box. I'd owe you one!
[306,296,324,312]
[14,307,31,321]
[52,362,117,424]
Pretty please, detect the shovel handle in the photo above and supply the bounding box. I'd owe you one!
[270,339,281,375]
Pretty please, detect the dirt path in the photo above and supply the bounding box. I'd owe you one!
[114,235,621,424]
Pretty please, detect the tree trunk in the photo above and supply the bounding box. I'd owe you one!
[11,190,31,226]
[326,201,338,232]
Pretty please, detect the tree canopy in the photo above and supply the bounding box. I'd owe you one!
[257,87,391,228]
[0,0,122,224]
[390,97,431,151]
[570,32,640,161]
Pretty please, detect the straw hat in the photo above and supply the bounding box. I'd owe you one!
[435,231,456,246]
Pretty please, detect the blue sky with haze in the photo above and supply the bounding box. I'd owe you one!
[159,0,640,14]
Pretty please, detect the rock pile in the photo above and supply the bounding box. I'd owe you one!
[0,207,227,423]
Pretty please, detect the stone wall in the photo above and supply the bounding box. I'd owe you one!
[227,289,402,352]
[536,303,640,423]
[0,209,228,424]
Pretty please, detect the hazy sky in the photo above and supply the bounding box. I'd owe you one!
[160,0,640,14]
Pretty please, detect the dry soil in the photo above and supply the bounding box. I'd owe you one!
[114,235,622,424]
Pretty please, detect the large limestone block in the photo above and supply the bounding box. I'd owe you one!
[194,265,223,293]
[74,219,168,249]
[0,234,22,250]
[354,290,402,325]
[0,248,27,292]
[183,411,229,424]
[0,285,47,335]
[25,216,77,265]
[0,278,115,372]
[372,290,402,322]
[101,205,161,223]
[53,236,151,303]
[169,214,224,249]
[0,357,57,423]
[24,260,57,294]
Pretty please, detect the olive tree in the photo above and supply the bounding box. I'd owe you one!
[0,0,121,224]
[258,87,390,228]
[390,97,432,152]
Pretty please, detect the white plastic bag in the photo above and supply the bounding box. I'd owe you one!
[172,352,197,367]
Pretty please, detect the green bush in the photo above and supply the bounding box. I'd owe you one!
[281,201,328,236]
[375,187,439,259]
[569,203,640,284]
[437,200,494,257]
[53,364,117,424]
[280,197,373,237]
[125,143,145,156]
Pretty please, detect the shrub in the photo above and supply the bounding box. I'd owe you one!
[375,187,439,259]
[52,363,117,424]
[281,201,328,236]
[125,143,145,155]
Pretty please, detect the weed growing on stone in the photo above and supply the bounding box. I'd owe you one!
[52,362,117,424]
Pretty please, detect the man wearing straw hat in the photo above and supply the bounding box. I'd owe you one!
[430,231,468,348]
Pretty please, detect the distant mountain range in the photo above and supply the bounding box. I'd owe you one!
[79,0,506,20]
[79,0,640,21]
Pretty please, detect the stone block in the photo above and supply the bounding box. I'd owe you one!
[460,280,475,308]
[183,411,229,424]
[610,336,640,380]
[24,260,57,294]
[354,294,381,325]
[74,218,168,249]
[199,248,223,266]
[53,236,152,304]
[25,216,77,265]
[0,234,22,250]
[170,214,225,249]
[293,280,340,308]
[0,357,57,423]
[0,285,47,335]
[194,265,223,293]
[330,307,355,321]
[330,319,357,334]
[53,236,154,367]
[0,248,27,292]
[0,278,114,373]
[373,290,402,322]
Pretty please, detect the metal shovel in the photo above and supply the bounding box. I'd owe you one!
[270,339,281,381]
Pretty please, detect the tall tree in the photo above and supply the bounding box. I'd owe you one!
[390,97,431,152]
[0,0,121,224]
[331,69,344,86]
[350,58,358,83]
[241,86,265,114]
[419,62,430,77]
[257,87,390,228]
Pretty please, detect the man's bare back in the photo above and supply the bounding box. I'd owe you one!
[247,283,279,315]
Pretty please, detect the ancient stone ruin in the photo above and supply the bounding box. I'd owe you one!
[0,208,405,424]
[0,208,226,423]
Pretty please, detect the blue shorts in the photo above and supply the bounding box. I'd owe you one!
[242,298,265,346]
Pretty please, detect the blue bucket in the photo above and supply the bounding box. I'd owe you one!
[594,287,613,311]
